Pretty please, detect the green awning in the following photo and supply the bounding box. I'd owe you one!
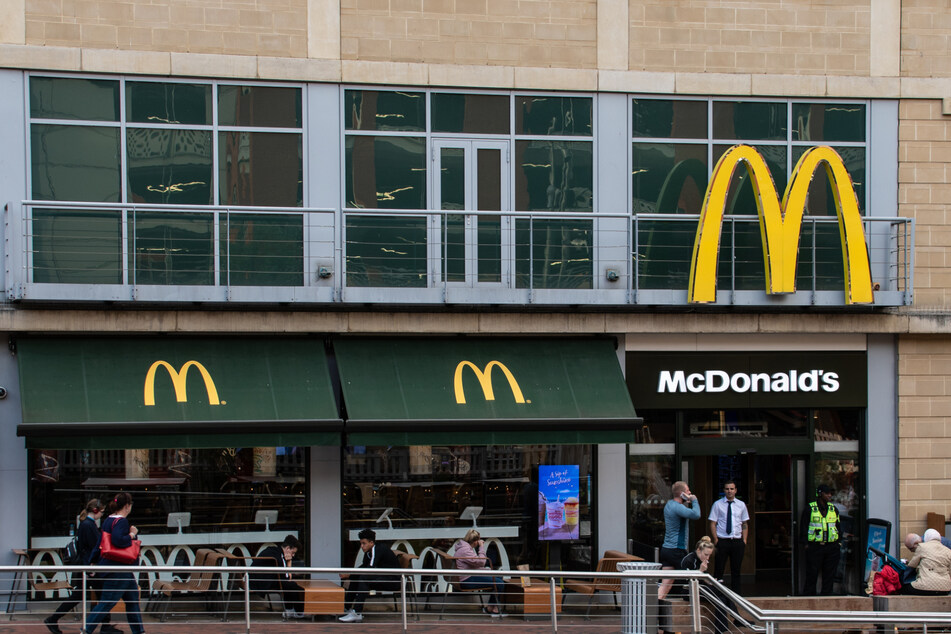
[17,336,342,447]
[333,336,640,444]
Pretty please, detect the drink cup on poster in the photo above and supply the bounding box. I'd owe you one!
[564,496,579,527]
[546,499,565,529]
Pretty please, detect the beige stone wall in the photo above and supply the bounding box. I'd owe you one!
[899,99,951,310]
[24,0,308,58]
[339,0,597,68]
[629,0,871,75]
[898,335,951,542]
[901,0,951,78]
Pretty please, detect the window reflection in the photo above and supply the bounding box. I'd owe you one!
[218,85,302,128]
[133,211,213,285]
[127,129,213,205]
[126,82,212,126]
[219,132,302,207]
[515,141,592,212]
[345,90,426,132]
[713,102,787,141]
[432,93,509,134]
[30,76,120,121]
[222,214,304,286]
[31,125,121,202]
[515,219,592,289]
[345,215,427,287]
[628,455,673,558]
[346,136,426,210]
[32,209,122,284]
[517,96,592,136]
[792,104,866,143]
[632,99,706,139]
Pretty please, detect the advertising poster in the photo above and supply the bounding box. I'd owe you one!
[538,465,580,540]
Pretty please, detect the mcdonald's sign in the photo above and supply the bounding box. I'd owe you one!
[454,360,527,405]
[144,360,221,406]
[687,145,873,304]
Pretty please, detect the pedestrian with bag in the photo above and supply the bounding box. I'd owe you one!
[45,499,121,634]
[83,492,145,634]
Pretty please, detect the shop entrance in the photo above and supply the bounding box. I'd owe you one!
[687,452,807,596]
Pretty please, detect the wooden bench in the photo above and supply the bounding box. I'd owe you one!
[299,580,345,616]
[502,578,562,620]
[563,549,642,619]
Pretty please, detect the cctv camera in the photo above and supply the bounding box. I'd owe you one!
[0,387,8,399]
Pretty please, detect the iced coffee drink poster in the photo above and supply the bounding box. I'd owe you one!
[538,465,580,540]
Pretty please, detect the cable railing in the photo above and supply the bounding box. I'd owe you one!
[4,563,951,633]
[7,201,914,306]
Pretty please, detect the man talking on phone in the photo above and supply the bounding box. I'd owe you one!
[658,480,700,600]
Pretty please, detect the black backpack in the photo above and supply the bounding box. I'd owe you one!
[63,535,81,565]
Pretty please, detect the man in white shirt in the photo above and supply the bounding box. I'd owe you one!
[708,480,749,594]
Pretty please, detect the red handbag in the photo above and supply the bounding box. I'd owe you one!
[99,530,141,564]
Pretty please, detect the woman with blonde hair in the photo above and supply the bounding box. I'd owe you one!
[663,537,732,634]
[452,529,506,616]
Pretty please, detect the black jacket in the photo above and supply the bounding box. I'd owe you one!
[356,542,401,591]
[77,516,101,565]
[250,545,298,592]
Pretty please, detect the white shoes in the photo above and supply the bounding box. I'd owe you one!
[282,609,307,619]
[338,609,363,623]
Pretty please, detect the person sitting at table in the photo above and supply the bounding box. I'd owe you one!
[251,534,307,619]
[452,529,506,617]
[338,528,401,623]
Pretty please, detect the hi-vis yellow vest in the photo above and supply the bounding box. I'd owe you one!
[807,501,839,543]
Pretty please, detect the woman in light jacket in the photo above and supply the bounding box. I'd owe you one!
[83,492,144,634]
[904,528,951,595]
[452,529,506,616]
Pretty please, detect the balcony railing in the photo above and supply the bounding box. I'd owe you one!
[5,201,913,307]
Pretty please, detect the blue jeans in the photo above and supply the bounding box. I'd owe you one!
[461,575,504,606]
[85,572,144,634]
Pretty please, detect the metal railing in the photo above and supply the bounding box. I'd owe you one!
[7,201,914,306]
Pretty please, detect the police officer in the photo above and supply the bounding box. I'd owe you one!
[801,483,840,595]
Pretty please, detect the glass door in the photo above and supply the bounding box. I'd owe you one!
[433,140,510,286]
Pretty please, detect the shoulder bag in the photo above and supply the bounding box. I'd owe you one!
[99,530,140,564]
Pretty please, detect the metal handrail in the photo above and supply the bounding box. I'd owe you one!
[7,563,951,631]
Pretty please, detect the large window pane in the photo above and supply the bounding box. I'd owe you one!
[632,143,707,214]
[713,101,787,141]
[133,212,213,285]
[343,444,594,572]
[218,85,302,128]
[628,454,674,558]
[29,447,307,541]
[30,77,119,121]
[634,218,696,290]
[516,96,592,136]
[431,93,509,134]
[345,136,426,210]
[515,141,592,212]
[222,213,303,286]
[344,90,425,132]
[32,209,121,284]
[126,82,212,126]
[632,99,707,139]
[345,215,427,287]
[219,132,302,207]
[792,103,866,143]
[31,125,121,202]
[515,219,592,289]
[127,129,213,205]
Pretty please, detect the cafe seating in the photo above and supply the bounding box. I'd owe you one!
[563,549,642,620]
[149,548,226,622]
[432,548,492,619]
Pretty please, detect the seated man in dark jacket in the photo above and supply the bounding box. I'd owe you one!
[339,528,401,623]
[250,534,306,619]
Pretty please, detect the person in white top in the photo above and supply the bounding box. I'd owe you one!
[707,480,749,593]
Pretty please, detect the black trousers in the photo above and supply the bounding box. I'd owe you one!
[278,579,304,613]
[803,541,840,595]
[48,573,111,625]
[713,538,745,594]
[345,574,399,612]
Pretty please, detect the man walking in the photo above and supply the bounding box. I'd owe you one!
[708,480,749,593]
[801,483,840,595]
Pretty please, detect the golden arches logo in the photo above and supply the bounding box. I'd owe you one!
[144,360,221,406]
[454,361,526,405]
[687,145,874,305]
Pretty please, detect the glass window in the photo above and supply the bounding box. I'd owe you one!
[344,90,425,132]
[126,82,212,126]
[814,410,861,442]
[628,454,674,558]
[343,444,595,571]
[791,146,865,215]
[792,103,865,143]
[515,219,592,289]
[682,409,808,438]
[515,141,593,212]
[29,447,307,546]
[431,93,509,134]
[132,211,214,285]
[516,96,592,136]
[345,136,426,210]
[632,143,708,214]
[713,101,787,141]
[219,132,302,207]
[632,99,706,139]
[127,129,213,205]
[222,213,303,286]
[32,209,122,284]
[218,85,302,128]
[631,410,676,444]
[31,125,121,202]
[345,215,427,287]
[30,76,120,121]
